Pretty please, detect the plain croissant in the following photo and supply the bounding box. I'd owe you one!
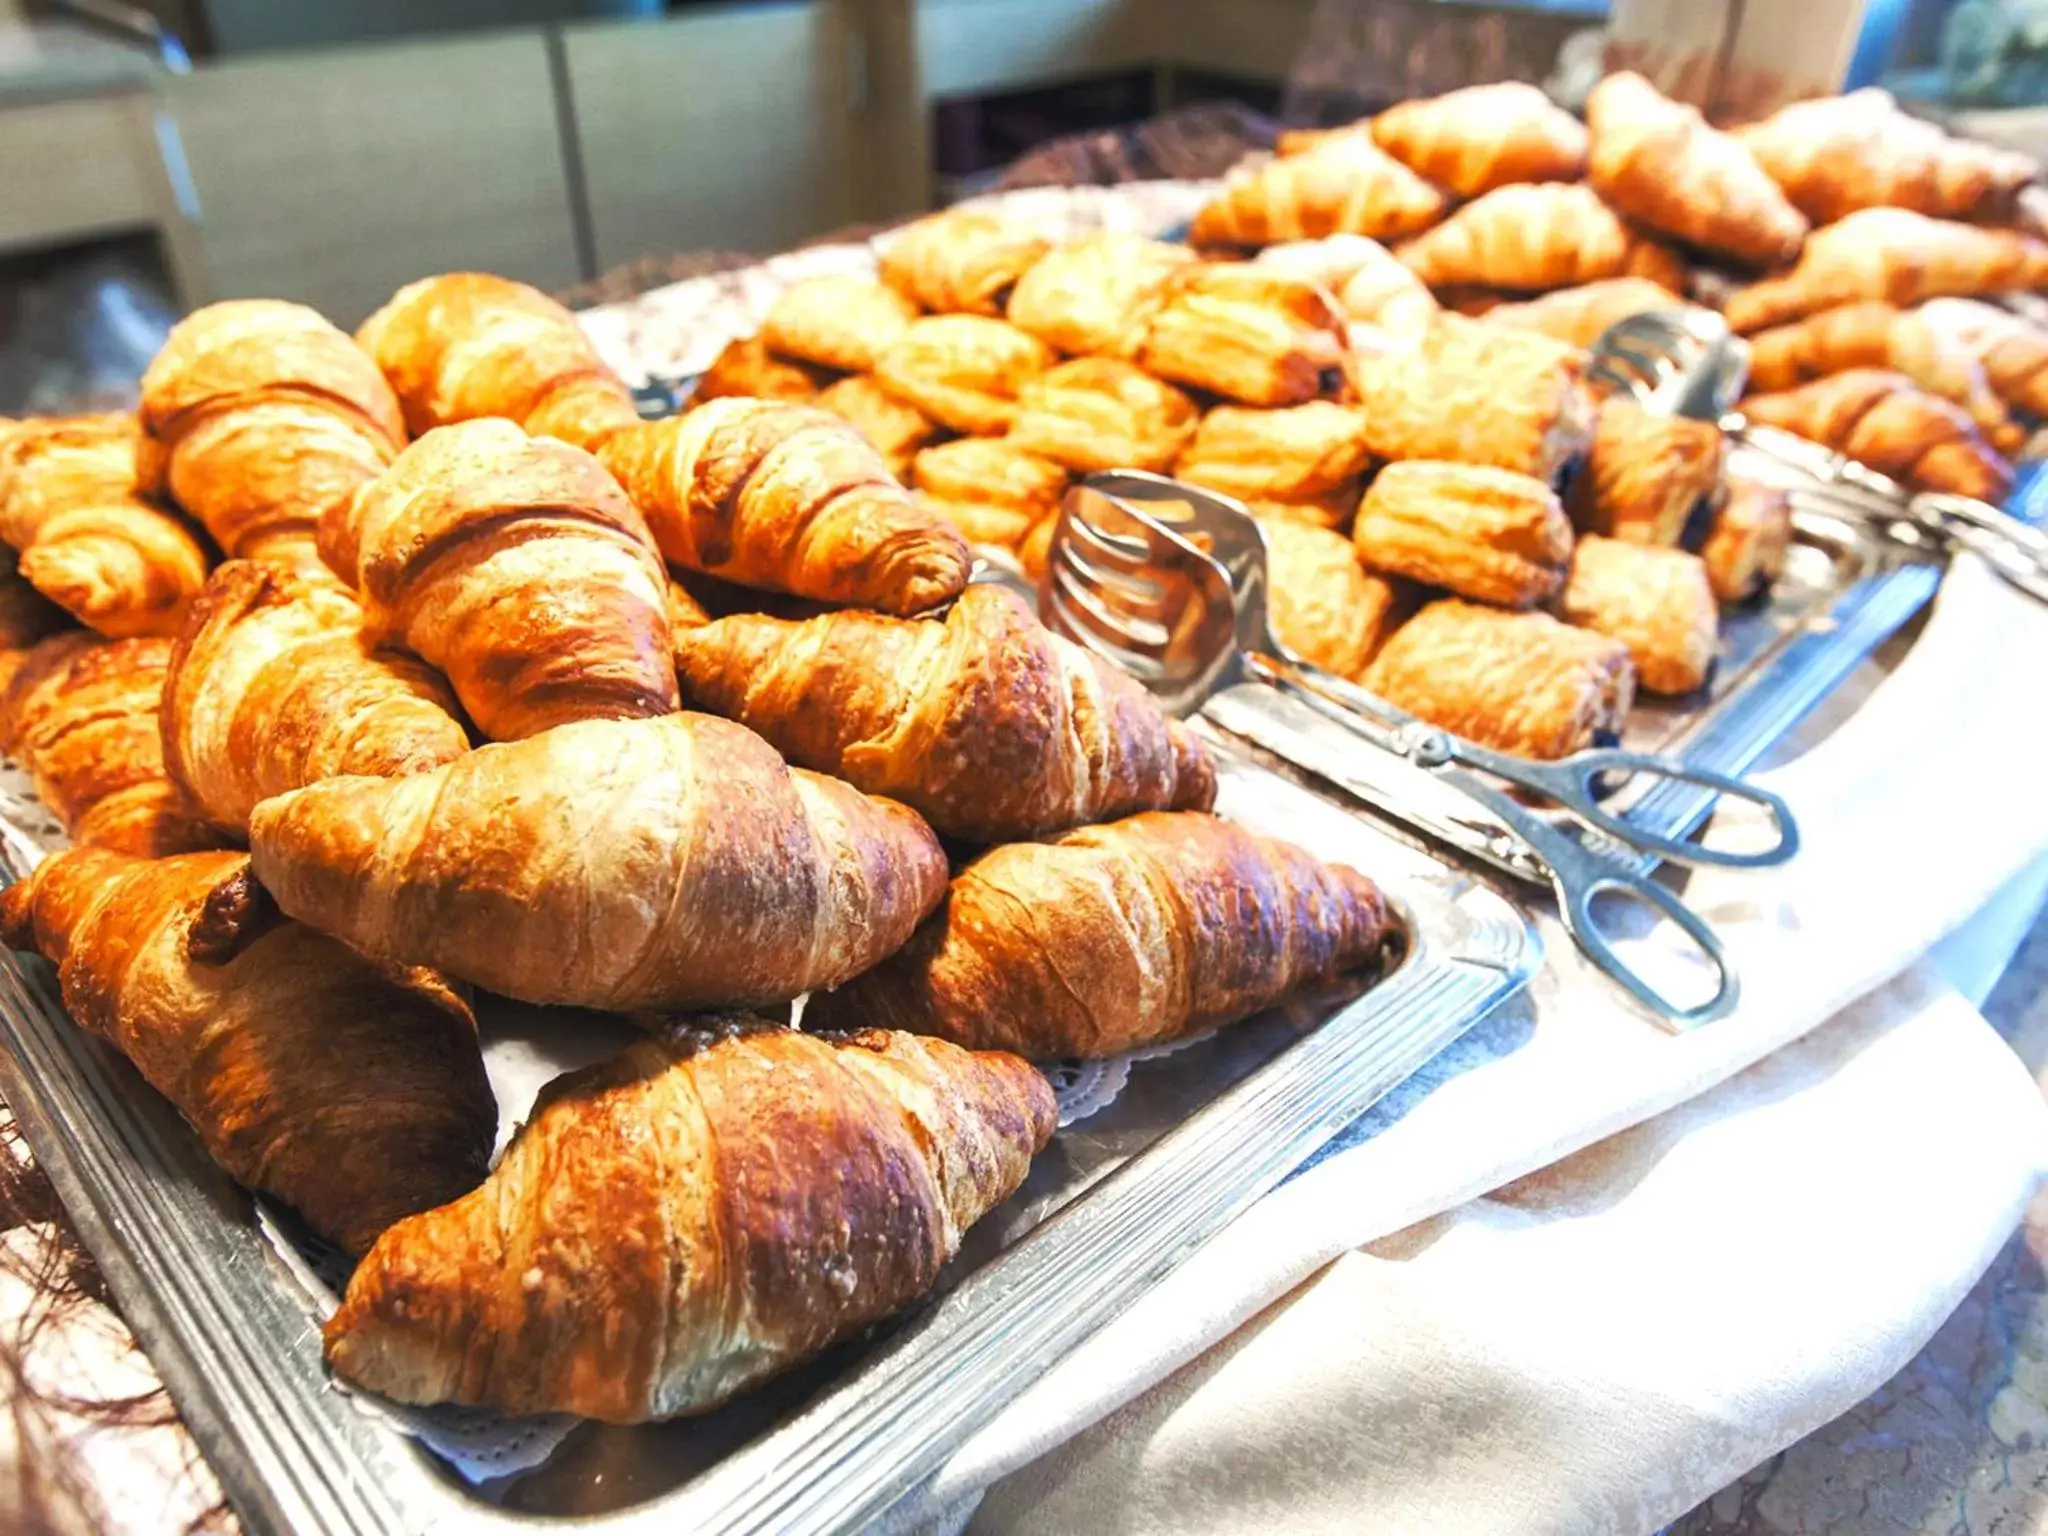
[355,271,643,452]
[342,419,676,740]
[136,300,405,572]
[600,398,972,615]
[1189,134,1449,248]
[323,1017,1053,1420]
[672,585,1217,842]
[0,847,495,1254]
[247,712,949,1012]
[161,561,470,836]
[807,811,1397,1059]
[1395,183,1688,294]
[0,415,210,638]
[1740,368,2013,501]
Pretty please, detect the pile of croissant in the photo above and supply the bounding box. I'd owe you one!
[0,274,1400,1426]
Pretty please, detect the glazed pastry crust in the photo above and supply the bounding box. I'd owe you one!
[1371,82,1588,198]
[1917,298,2048,418]
[1352,460,1574,607]
[1741,368,2013,501]
[1258,513,1404,678]
[1005,359,1199,474]
[1483,277,1687,351]
[694,333,832,403]
[874,315,1055,435]
[1174,402,1372,511]
[1396,183,1688,294]
[1560,535,1719,695]
[911,438,1067,545]
[805,812,1396,1059]
[1363,598,1635,759]
[1577,400,1726,547]
[1699,473,1793,603]
[880,210,1051,316]
[1190,135,1449,248]
[323,1020,1053,1421]
[814,375,940,478]
[0,547,70,652]
[761,275,921,373]
[1006,233,1194,356]
[1127,265,1349,408]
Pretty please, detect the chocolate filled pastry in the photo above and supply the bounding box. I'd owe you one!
[910,438,1067,548]
[694,333,833,403]
[1395,183,1688,294]
[1363,598,1635,759]
[1740,368,2012,501]
[1559,535,1719,695]
[1371,81,1589,198]
[1352,460,1574,607]
[1575,399,1726,546]
[1005,359,1200,474]
[761,275,921,373]
[1483,277,1689,351]
[1698,474,1794,603]
[1258,513,1406,678]
[1353,314,1592,481]
[1189,134,1449,248]
[1124,265,1349,408]
[1173,402,1372,525]
[1585,72,1808,269]
[879,210,1051,316]
[1005,233,1194,357]
[814,375,941,478]
[874,315,1055,435]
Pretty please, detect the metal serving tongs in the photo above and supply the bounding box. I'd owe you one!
[1589,308,2048,604]
[1043,471,1800,1028]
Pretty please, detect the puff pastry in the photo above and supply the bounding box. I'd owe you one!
[1741,368,2013,501]
[1255,235,1442,346]
[874,315,1055,434]
[1395,183,1688,294]
[1699,473,1793,603]
[1482,277,1688,350]
[0,547,69,652]
[1174,402,1373,521]
[1913,298,2048,419]
[1127,265,1349,408]
[879,210,1050,316]
[1352,461,1573,606]
[761,274,921,373]
[1003,359,1197,474]
[1559,535,1718,695]
[1586,72,1808,268]
[1371,81,1589,198]
[814,374,940,478]
[1259,513,1405,678]
[1576,399,1726,546]
[1190,134,1449,248]
[806,811,1396,1059]
[694,333,833,403]
[1005,233,1194,357]
[911,438,1068,547]
[1724,208,2048,334]
[1363,598,1635,759]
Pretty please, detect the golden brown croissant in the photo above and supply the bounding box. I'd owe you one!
[1370,82,1588,198]
[674,585,1214,841]
[1576,399,1726,546]
[601,398,972,614]
[1909,298,2048,419]
[1352,460,1574,606]
[761,274,921,373]
[1482,277,1688,350]
[0,633,221,856]
[1259,513,1405,678]
[344,420,675,740]
[323,1017,1052,1420]
[693,333,832,403]
[1005,233,1194,356]
[135,300,406,571]
[1254,236,1443,345]
[1126,265,1350,408]
[161,561,469,836]
[873,314,1055,434]
[879,210,1051,316]
[1585,72,1808,268]
[1189,135,1449,248]
[0,546,70,651]
[1741,368,2013,500]
[1005,359,1199,474]
[1395,183,1688,294]
[0,847,493,1255]
[1699,474,1793,603]
[814,375,940,478]
[1174,402,1372,523]
[1353,314,1592,481]
[1363,598,1635,759]
[247,712,948,1012]
[910,438,1067,548]
[0,415,210,639]
[1559,535,1718,695]
[807,811,1397,1058]
[355,272,641,451]
[1734,88,2038,226]
[1725,208,2048,334]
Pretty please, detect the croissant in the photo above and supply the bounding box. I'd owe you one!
[1585,72,1807,269]
[600,399,972,614]
[693,333,831,403]
[136,300,406,571]
[910,438,1068,548]
[0,415,210,639]
[1189,135,1449,248]
[1353,460,1574,607]
[1254,236,1442,346]
[0,633,220,856]
[1259,514,1406,679]
[323,1017,1052,1420]
[1699,473,1793,603]
[761,274,920,373]
[161,561,470,836]
[1005,358,1199,474]
[814,375,940,478]
[0,547,70,651]
[1005,233,1194,356]
[1734,88,2038,226]
[1482,277,1688,351]
[343,420,675,740]
[1912,298,2048,419]
[247,712,948,1012]
[355,272,641,451]
[1174,402,1372,524]
[806,811,1397,1059]
[879,210,1050,316]
[1576,399,1726,546]
[1724,208,2048,334]
[1126,265,1350,408]
[1741,368,2013,501]
[1559,535,1718,695]
[673,586,1214,842]
[1395,184,1688,294]
[0,847,493,1255]
[1371,81,1589,198]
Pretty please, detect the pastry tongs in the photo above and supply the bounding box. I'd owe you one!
[1589,307,2048,604]
[1041,472,1801,1028]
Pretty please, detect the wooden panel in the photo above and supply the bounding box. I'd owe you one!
[916,0,1149,99]
[162,32,580,327]
[567,5,857,273]
[0,93,162,253]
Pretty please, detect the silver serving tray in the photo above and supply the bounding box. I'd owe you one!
[0,747,1538,1535]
